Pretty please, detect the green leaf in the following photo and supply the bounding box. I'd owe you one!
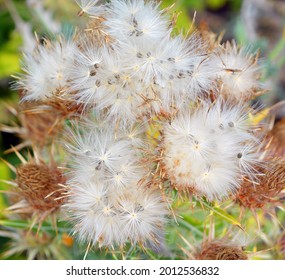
[268,35,285,67]
[0,52,20,77]
[206,0,227,10]
[182,0,205,10]
[161,0,192,35]
[200,200,243,230]
[177,217,204,237]
[0,219,70,234]
[0,31,22,78]
[0,162,10,212]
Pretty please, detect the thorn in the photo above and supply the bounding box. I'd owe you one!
[0,158,16,173]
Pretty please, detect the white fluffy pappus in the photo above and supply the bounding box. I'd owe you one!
[64,179,123,247]
[64,178,168,247]
[68,43,147,123]
[17,38,76,101]
[210,41,262,101]
[104,0,170,44]
[75,0,103,16]
[67,42,105,104]
[174,32,216,98]
[64,123,141,185]
[162,100,261,200]
[63,119,168,247]
[117,36,173,86]
[116,187,168,245]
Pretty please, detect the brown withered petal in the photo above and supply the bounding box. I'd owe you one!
[196,241,248,260]
[16,162,66,212]
[236,161,285,209]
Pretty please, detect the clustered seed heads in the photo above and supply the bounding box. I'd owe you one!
[64,124,168,247]
[16,0,262,124]
[8,0,285,254]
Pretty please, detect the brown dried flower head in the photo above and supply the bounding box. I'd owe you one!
[16,161,66,213]
[196,241,248,260]
[2,96,85,152]
[1,101,63,151]
[20,104,63,147]
[236,160,285,209]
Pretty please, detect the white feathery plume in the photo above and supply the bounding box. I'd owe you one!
[210,41,261,100]
[17,38,76,101]
[104,0,170,44]
[162,99,261,200]
[75,0,103,16]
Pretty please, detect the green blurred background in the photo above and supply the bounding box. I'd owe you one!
[0,0,285,259]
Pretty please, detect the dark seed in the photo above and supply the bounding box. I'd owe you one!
[95,161,103,170]
[90,70,97,76]
[136,30,143,37]
[228,121,234,127]
[137,52,143,58]
[237,153,243,159]
[132,17,138,27]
